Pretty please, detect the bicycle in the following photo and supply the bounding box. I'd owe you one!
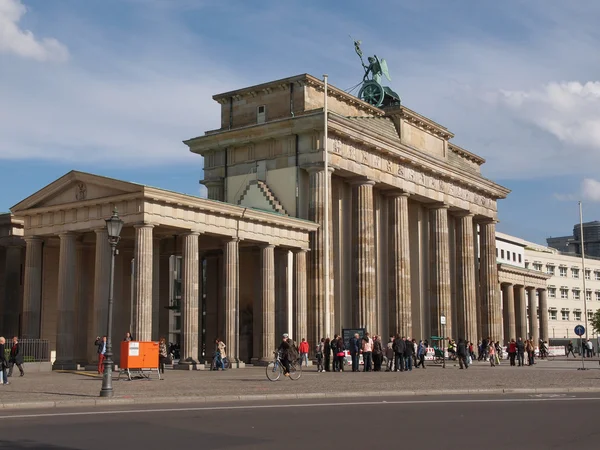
[266,352,302,381]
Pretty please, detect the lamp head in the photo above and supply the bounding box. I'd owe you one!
[105,208,124,244]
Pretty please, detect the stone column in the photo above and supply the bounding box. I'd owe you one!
[479,220,501,341]
[538,288,548,341]
[514,285,527,340]
[306,166,334,344]
[133,224,153,342]
[152,238,160,341]
[293,249,308,344]
[260,244,275,362]
[527,287,539,345]
[180,232,199,365]
[429,204,452,338]
[22,236,43,339]
[224,238,240,365]
[388,192,411,337]
[352,179,376,333]
[93,229,111,358]
[202,178,224,201]
[3,244,23,338]
[456,213,477,342]
[74,242,89,364]
[501,283,515,343]
[54,233,77,368]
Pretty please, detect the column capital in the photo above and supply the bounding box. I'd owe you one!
[349,177,375,187]
[292,247,308,254]
[224,237,240,244]
[526,286,537,293]
[24,236,42,244]
[500,281,514,287]
[301,163,335,174]
[181,230,201,237]
[478,218,498,225]
[58,232,77,239]
[454,210,475,218]
[427,202,449,210]
[133,222,156,229]
[200,177,224,187]
[260,243,275,250]
[385,190,410,198]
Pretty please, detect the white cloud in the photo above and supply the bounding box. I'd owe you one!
[581,178,600,202]
[0,0,69,62]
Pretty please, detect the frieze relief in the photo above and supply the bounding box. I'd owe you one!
[330,137,495,209]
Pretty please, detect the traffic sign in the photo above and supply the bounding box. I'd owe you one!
[440,315,446,325]
[574,325,585,336]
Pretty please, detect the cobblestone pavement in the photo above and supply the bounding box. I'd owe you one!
[1,358,599,408]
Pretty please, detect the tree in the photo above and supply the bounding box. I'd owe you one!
[591,309,600,335]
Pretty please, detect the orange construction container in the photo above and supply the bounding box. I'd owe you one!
[120,341,159,370]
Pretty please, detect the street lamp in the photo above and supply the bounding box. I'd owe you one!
[100,208,124,398]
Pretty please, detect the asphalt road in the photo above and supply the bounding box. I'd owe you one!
[0,394,599,450]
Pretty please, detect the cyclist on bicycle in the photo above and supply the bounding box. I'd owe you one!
[278,334,293,376]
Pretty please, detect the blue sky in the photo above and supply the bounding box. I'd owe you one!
[1,0,600,244]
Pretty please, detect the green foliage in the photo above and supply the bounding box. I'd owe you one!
[591,309,600,335]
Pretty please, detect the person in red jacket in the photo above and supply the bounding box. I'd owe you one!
[298,338,309,367]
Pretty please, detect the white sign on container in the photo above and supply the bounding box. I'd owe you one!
[129,341,140,356]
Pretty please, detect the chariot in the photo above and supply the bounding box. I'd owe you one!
[353,40,401,108]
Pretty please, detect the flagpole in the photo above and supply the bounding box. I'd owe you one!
[579,201,589,340]
[323,74,330,338]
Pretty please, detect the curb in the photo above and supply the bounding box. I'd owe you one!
[2,387,600,411]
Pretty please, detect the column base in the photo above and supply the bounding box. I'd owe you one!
[227,360,246,369]
[175,360,204,370]
[52,361,78,370]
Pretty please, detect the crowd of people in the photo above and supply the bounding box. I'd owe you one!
[0,336,25,385]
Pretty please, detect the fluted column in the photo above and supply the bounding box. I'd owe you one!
[429,204,452,338]
[93,229,111,359]
[55,233,77,367]
[224,238,240,365]
[306,166,334,344]
[22,236,43,339]
[501,283,515,343]
[514,285,527,340]
[456,213,477,342]
[479,220,501,340]
[527,287,538,345]
[388,192,411,337]
[538,288,548,341]
[74,242,89,364]
[202,178,224,201]
[152,238,160,341]
[293,249,308,344]
[352,179,376,333]
[133,224,153,342]
[3,244,23,338]
[180,232,199,363]
[260,244,275,362]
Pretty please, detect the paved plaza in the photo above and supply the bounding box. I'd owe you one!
[0,358,599,410]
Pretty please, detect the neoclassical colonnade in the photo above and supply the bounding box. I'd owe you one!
[6,172,316,368]
[498,264,550,344]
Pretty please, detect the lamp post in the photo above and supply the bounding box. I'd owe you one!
[100,208,124,398]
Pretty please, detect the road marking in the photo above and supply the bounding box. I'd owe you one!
[1,396,600,420]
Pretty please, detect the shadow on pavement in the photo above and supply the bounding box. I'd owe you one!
[0,440,77,449]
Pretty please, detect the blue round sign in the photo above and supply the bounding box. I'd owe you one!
[575,325,585,336]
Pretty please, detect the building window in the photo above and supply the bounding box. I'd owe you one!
[596,291,600,301]
[501,249,505,259]
[549,310,557,321]
[257,105,266,124]
[546,265,555,276]
[513,252,516,262]
[572,268,580,279]
[595,271,600,281]
[588,311,594,321]
[574,311,582,321]
[533,262,543,271]
[573,289,580,300]
[496,248,498,257]
[560,288,569,299]
[585,270,591,280]
[559,267,567,277]
[548,287,556,298]
[561,310,570,321]
[586,291,592,302]
[518,254,522,263]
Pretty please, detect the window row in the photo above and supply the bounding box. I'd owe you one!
[547,287,600,301]
[549,309,593,321]
[497,248,522,264]
[525,262,600,280]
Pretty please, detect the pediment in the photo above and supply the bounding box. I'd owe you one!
[238,180,288,215]
[11,171,144,213]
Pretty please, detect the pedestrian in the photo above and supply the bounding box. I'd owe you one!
[416,340,426,369]
[393,334,405,372]
[457,338,468,369]
[373,335,383,371]
[385,337,395,371]
[566,341,575,358]
[586,339,593,358]
[516,337,525,366]
[412,339,418,368]
[158,337,168,375]
[362,332,373,372]
[468,342,476,362]
[404,336,413,371]
[316,339,324,372]
[123,332,133,342]
[323,338,331,372]
[0,337,9,385]
[349,333,361,372]
[8,336,25,377]
[488,342,496,367]
[298,338,309,367]
[335,336,345,372]
[96,336,107,374]
[526,339,534,366]
[508,339,516,366]
[330,335,339,372]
